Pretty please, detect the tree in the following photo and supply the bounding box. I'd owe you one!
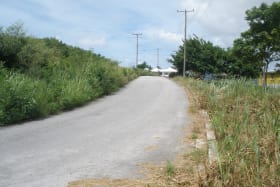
[5,22,25,37]
[242,2,280,87]
[136,61,152,70]
[169,36,227,75]
[169,48,184,74]
[227,38,263,78]
[0,22,26,69]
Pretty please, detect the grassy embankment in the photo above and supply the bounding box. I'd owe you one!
[181,78,279,186]
[0,33,150,125]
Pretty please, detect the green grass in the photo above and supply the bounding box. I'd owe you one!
[0,58,148,125]
[165,161,176,177]
[177,77,280,187]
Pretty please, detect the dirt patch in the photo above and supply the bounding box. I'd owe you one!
[68,178,144,187]
[144,145,158,152]
[67,79,209,187]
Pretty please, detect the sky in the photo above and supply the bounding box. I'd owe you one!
[0,0,277,68]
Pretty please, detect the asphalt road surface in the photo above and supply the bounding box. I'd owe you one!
[0,76,188,187]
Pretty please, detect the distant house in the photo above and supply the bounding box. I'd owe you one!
[151,67,160,73]
[151,67,178,77]
[159,67,177,77]
[258,61,280,88]
[258,70,280,88]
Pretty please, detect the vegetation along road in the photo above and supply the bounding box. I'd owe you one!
[0,76,189,187]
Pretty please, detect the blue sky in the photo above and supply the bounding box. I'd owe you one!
[0,0,276,68]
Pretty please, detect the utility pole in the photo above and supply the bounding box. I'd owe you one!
[156,48,160,68]
[132,33,142,67]
[177,9,194,77]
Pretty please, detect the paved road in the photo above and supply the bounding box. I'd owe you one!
[0,76,188,187]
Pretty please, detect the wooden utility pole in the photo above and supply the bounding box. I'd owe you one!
[177,9,194,77]
[132,33,142,67]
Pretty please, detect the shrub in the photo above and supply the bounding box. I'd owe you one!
[0,72,40,124]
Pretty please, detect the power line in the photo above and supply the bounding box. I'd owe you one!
[132,33,142,67]
[177,9,194,77]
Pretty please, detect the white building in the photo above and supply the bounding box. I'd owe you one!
[151,67,178,77]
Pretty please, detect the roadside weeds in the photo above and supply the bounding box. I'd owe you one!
[183,78,280,187]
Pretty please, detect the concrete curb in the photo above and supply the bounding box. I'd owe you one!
[201,110,218,164]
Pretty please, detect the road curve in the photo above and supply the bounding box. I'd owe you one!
[0,76,189,187]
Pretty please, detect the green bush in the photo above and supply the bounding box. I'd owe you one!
[0,72,40,124]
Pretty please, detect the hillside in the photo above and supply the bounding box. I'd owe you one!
[0,24,141,125]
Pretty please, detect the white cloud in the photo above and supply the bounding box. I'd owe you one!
[143,28,182,43]
[78,37,107,49]
[180,0,276,47]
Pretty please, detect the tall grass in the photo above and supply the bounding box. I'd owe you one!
[182,78,279,186]
[0,60,145,125]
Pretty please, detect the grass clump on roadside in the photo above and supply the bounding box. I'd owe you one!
[179,77,280,187]
[165,161,176,177]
